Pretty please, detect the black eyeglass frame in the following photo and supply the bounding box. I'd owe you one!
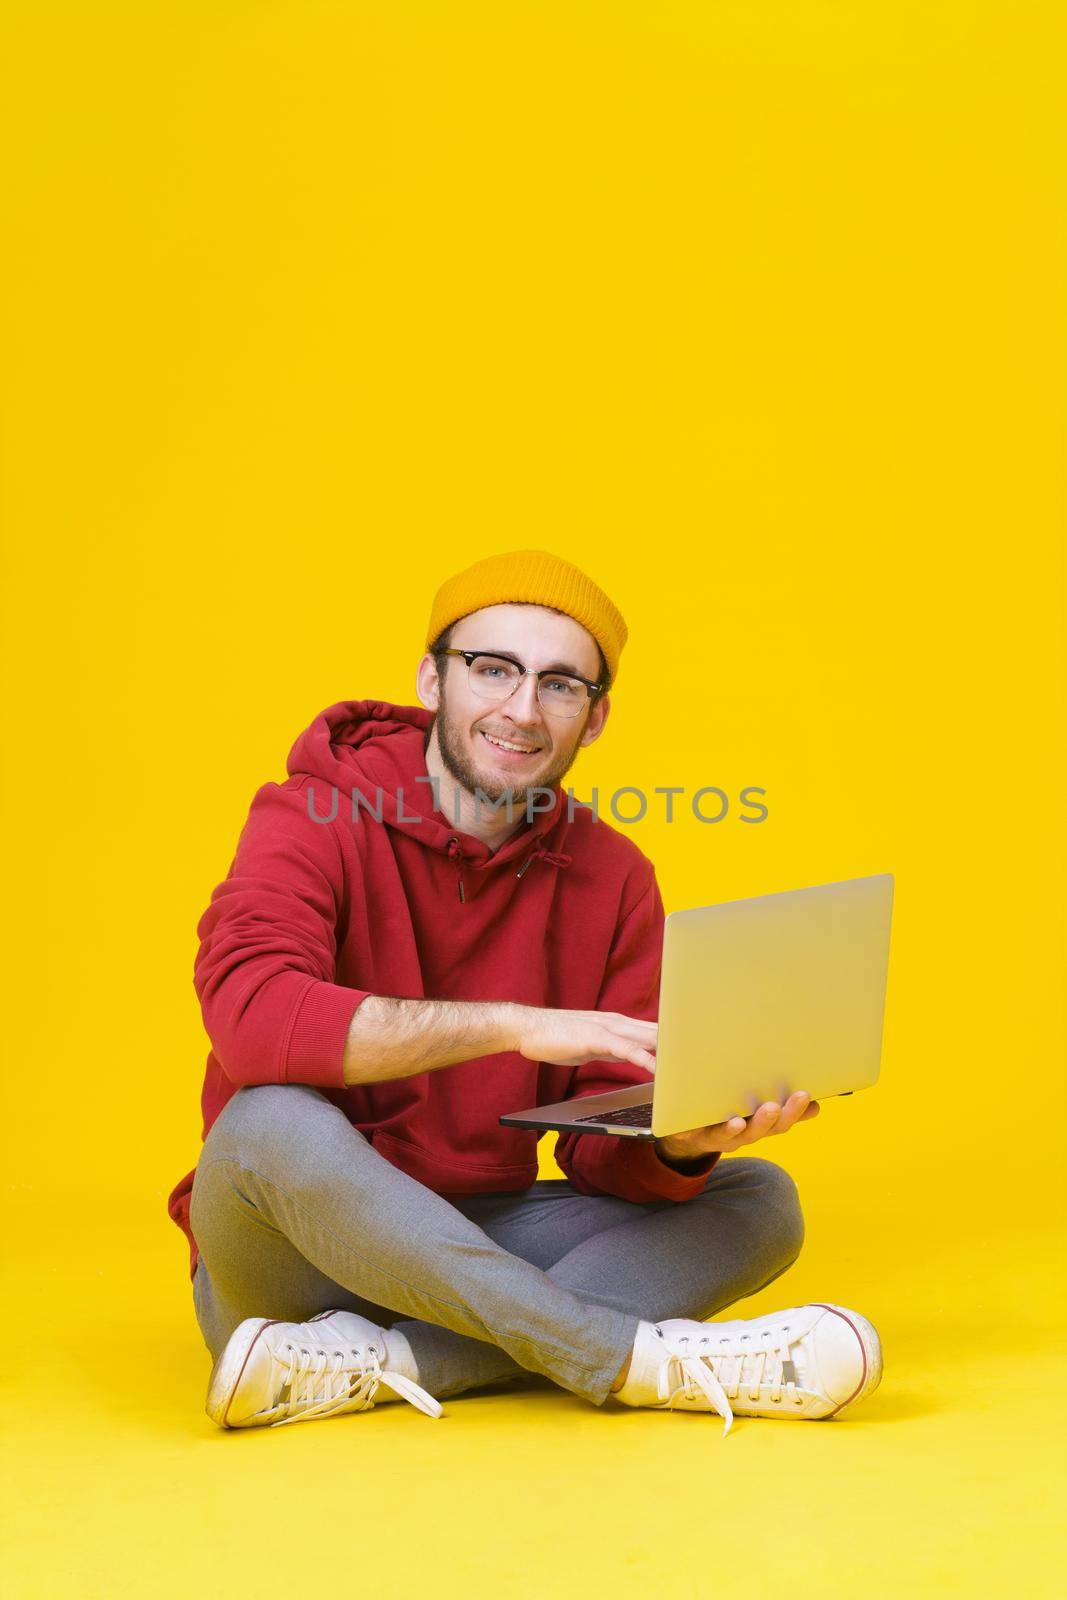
[436,647,605,712]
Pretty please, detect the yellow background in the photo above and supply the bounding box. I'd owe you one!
[2,2,1064,1595]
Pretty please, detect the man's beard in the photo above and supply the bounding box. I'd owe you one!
[432,685,584,817]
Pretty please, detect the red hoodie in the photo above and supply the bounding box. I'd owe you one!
[167,699,717,1280]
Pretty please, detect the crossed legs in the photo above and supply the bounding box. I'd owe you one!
[189,1084,805,1406]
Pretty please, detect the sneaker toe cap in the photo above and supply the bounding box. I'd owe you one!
[812,1306,881,1409]
[207,1322,277,1428]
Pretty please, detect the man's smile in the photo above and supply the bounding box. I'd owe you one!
[478,728,546,762]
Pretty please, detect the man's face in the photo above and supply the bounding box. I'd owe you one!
[417,603,610,810]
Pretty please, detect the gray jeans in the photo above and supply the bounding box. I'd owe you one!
[189,1083,805,1406]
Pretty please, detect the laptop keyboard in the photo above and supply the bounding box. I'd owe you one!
[572,1103,654,1128]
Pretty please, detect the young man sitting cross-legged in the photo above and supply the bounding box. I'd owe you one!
[167,549,882,1435]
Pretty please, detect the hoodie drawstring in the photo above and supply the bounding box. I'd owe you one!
[516,845,573,880]
[445,837,466,902]
[447,838,573,901]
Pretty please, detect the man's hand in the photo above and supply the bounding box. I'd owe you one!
[513,1006,658,1073]
[654,1091,820,1164]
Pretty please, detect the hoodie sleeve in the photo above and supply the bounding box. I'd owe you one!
[552,863,720,1203]
[193,781,370,1088]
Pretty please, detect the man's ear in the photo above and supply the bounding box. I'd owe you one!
[578,692,611,748]
[416,653,442,712]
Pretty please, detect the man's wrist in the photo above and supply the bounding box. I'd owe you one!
[496,1000,529,1054]
[653,1138,714,1174]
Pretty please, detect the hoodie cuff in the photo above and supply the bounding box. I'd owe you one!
[283,980,371,1088]
[614,1135,720,1202]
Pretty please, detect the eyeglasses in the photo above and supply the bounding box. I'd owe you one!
[438,648,603,719]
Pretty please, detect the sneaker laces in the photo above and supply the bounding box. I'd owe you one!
[654,1323,803,1436]
[268,1338,443,1426]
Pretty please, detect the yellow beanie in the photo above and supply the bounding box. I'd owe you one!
[425,549,628,690]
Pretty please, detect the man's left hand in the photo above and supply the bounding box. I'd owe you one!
[654,1090,820,1164]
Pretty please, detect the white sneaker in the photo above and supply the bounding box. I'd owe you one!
[613,1303,882,1436]
[206,1309,444,1429]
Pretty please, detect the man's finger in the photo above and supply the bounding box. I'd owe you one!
[716,1116,747,1146]
[767,1090,811,1136]
[605,1014,658,1043]
[732,1101,782,1146]
[603,1037,656,1071]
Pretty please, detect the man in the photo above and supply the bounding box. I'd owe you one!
[168,548,882,1436]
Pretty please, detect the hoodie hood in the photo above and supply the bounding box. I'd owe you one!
[286,699,574,886]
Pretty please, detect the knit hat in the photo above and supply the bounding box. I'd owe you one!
[425,549,628,691]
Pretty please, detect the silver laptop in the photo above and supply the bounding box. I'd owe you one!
[500,873,894,1140]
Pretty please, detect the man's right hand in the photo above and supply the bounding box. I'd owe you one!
[512,1006,658,1072]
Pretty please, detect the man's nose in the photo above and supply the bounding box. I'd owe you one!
[503,671,544,721]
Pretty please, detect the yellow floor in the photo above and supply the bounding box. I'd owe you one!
[6,1187,1063,1599]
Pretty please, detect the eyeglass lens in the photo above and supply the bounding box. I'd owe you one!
[467,654,589,717]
